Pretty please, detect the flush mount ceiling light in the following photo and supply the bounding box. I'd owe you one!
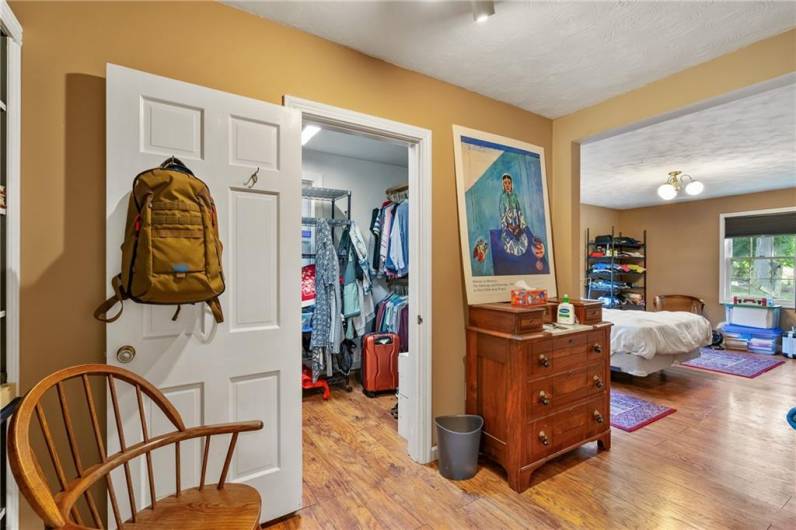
[657,170,704,200]
[471,0,495,23]
[301,125,321,146]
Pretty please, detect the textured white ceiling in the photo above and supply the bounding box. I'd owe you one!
[580,83,796,210]
[226,1,796,118]
[305,127,408,167]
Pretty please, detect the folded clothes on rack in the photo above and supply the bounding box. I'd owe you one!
[589,262,646,273]
[592,235,643,248]
[590,279,630,291]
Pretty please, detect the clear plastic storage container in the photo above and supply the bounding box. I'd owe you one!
[723,303,781,329]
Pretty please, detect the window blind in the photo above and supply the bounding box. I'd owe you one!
[724,211,796,237]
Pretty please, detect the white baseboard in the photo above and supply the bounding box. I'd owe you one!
[429,445,438,462]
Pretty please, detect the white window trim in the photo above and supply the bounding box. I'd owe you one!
[1,2,21,529]
[719,206,796,309]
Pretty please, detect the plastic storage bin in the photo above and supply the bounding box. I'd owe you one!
[723,303,781,329]
[783,330,796,359]
[721,323,783,354]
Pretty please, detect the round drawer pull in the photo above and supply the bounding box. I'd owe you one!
[593,410,604,423]
[538,354,550,368]
[593,375,604,389]
[538,390,551,405]
[538,431,550,446]
[592,343,603,353]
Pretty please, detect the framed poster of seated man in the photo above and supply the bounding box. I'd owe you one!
[453,125,556,304]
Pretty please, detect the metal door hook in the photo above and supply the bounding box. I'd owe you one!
[244,167,259,188]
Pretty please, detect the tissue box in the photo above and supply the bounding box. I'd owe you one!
[511,288,547,306]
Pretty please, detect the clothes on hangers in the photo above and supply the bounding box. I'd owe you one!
[386,200,409,277]
[339,221,376,338]
[374,293,409,353]
[309,219,342,381]
[371,198,409,279]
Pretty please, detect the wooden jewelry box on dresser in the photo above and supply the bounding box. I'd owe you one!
[465,298,611,493]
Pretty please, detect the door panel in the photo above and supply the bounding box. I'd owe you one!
[106,64,301,525]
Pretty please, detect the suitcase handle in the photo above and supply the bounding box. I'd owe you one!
[375,337,393,345]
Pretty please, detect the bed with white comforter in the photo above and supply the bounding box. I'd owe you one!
[603,309,712,376]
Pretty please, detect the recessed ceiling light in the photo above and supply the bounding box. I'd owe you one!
[471,0,495,23]
[301,125,321,146]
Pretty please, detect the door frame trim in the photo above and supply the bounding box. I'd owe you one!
[1,2,22,528]
[283,96,433,464]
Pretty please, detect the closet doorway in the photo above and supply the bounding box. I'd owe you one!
[285,97,433,465]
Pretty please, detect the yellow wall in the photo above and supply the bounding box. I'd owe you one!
[579,204,622,296]
[553,29,796,295]
[618,190,796,326]
[580,190,796,327]
[9,1,796,526]
[11,3,552,525]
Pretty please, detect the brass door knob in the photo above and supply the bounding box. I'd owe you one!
[538,354,550,368]
[592,343,603,353]
[116,345,136,364]
[538,431,550,446]
[593,375,604,389]
[593,410,604,423]
[538,390,550,405]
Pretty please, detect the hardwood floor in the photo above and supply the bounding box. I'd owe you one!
[267,358,796,529]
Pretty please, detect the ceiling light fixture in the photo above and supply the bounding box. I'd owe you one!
[301,125,321,146]
[656,170,704,200]
[471,0,495,23]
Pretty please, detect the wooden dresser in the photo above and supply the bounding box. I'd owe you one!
[466,300,611,493]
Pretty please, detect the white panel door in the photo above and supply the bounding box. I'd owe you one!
[105,64,301,524]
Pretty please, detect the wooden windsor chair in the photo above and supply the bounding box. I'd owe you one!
[8,364,264,529]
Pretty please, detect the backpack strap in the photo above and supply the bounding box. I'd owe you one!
[94,274,127,323]
[207,297,224,324]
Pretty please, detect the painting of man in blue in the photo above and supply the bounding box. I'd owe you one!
[462,135,550,277]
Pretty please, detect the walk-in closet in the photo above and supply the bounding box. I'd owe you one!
[299,123,413,445]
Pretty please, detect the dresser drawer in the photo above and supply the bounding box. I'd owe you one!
[586,330,608,362]
[525,395,608,464]
[529,340,554,376]
[527,363,606,418]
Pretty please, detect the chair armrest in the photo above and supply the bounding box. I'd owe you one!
[181,420,264,438]
[56,420,264,516]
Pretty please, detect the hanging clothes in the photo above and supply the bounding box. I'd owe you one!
[347,221,375,337]
[373,293,409,353]
[309,219,342,381]
[386,200,409,277]
[371,199,409,279]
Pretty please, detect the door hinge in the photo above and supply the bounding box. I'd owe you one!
[417,315,423,325]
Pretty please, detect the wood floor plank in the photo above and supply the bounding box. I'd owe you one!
[266,359,795,529]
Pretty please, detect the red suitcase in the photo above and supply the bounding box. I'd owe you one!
[361,332,399,397]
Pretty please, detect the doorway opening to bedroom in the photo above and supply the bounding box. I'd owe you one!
[578,76,796,377]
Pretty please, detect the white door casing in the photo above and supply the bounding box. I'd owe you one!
[284,96,433,464]
[105,64,302,524]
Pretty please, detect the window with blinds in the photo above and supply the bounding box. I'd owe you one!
[722,209,796,307]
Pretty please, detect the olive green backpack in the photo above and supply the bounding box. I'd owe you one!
[95,157,225,323]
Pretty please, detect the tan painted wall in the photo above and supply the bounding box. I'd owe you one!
[553,29,796,296]
[579,204,621,296]
[9,1,796,526]
[618,189,796,327]
[580,191,796,328]
[11,2,552,525]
